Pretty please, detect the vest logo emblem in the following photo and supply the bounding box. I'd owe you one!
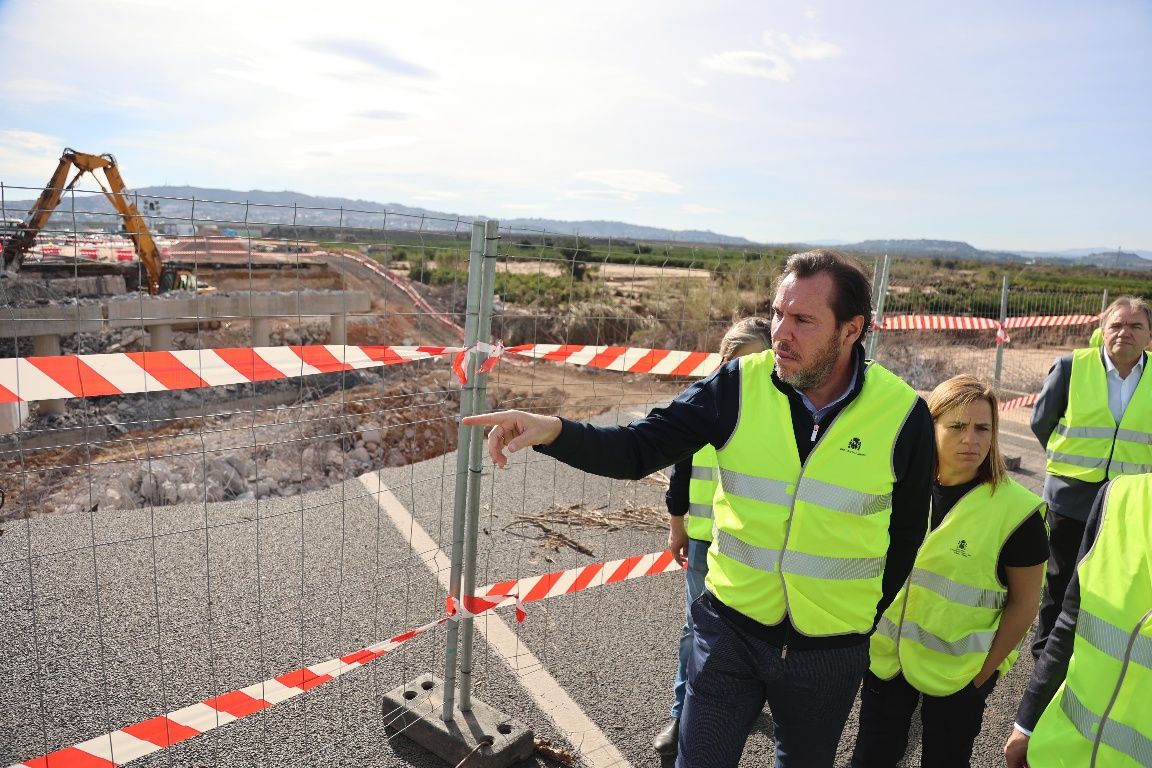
[952,539,972,557]
[840,436,865,456]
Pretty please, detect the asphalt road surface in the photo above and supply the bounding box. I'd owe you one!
[2,403,1051,768]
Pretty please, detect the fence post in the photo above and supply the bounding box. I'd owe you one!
[458,218,500,711]
[866,253,891,360]
[441,219,488,722]
[994,275,1009,388]
[1101,289,1110,315]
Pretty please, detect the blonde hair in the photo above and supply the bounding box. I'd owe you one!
[927,374,1007,489]
[720,317,772,361]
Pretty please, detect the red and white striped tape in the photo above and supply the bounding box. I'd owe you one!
[0,345,459,403]
[8,550,681,768]
[458,549,681,619]
[1000,393,1039,411]
[875,313,1098,332]
[1002,314,1100,330]
[505,344,724,378]
[876,315,1000,331]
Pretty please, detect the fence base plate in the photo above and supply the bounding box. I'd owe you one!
[382,673,535,768]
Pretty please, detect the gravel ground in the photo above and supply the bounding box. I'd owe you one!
[1,400,1051,768]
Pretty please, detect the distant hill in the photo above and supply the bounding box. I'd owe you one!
[3,185,1143,259]
[1013,247,1152,262]
[1064,250,1152,270]
[836,239,1025,262]
[2,186,754,246]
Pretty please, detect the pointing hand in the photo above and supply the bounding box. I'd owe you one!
[461,410,563,469]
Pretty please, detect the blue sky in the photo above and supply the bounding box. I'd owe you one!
[1,0,1148,251]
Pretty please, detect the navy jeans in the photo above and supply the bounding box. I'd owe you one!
[671,537,710,718]
[677,593,869,768]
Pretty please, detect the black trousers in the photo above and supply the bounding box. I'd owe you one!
[1031,510,1086,658]
[850,671,997,768]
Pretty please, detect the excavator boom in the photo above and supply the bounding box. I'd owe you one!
[1,149,169,294]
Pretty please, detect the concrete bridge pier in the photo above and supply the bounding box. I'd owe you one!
[148,325,174,351]
[251,317,272,347]
[329,314,347,345]
[32,334,66,416]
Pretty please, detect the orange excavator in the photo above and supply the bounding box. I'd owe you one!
[1,148,205,294]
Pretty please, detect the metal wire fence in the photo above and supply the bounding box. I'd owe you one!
[0,185,1143,768]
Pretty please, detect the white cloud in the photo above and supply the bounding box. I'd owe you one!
[763,31,843,61]
[0,131,66,187]
[682,203,722,214]
[574,169,683,195]
[702,30,841,82]
[701,50,795,81]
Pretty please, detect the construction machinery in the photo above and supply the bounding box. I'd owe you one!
[0,148,206,294]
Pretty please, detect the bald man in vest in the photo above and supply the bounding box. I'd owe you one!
[464,250,935,768]
[1029,296,1152,658]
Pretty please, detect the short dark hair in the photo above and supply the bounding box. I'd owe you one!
[774,249,873,344]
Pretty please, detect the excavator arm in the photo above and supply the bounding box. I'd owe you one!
[1,148,167,293]
[1,150,81,273]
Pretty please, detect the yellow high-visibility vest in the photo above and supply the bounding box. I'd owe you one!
[1027,474,1152,767]
[1045,348,1152,480]
[705,350,919,635]
[871,479,1044,695]
[685,446,718,542]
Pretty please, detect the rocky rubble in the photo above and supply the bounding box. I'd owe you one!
[0,366,467,520]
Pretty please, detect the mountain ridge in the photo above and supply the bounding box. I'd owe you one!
[4,186,1147,263]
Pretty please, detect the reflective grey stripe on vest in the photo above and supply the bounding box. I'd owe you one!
[795,477,892,517]
[895,620,996,656]
[1108,459,1152,475]
[875,615,899,641]
[688,503,714,520]
[719,469,793,506]
[718,469,890,517]
[714,530,885,581]
[1047,450,1109,470]
[1078,612,1152,671]
[691,466,716,482]
[1116,427,1152,446]
[1059,686,1152,767]
[910,568,1006,610]
[1054,424,1118,440]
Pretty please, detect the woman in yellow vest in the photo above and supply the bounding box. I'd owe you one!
[851,375,1049,767]
[653,316,772,756]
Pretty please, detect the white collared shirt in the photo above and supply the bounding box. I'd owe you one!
[1103,350,1146,423]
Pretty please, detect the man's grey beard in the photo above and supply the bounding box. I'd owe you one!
[776,335,840,391]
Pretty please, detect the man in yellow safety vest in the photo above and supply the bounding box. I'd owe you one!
[1029,296,1152,658]
[464,250,935,768]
